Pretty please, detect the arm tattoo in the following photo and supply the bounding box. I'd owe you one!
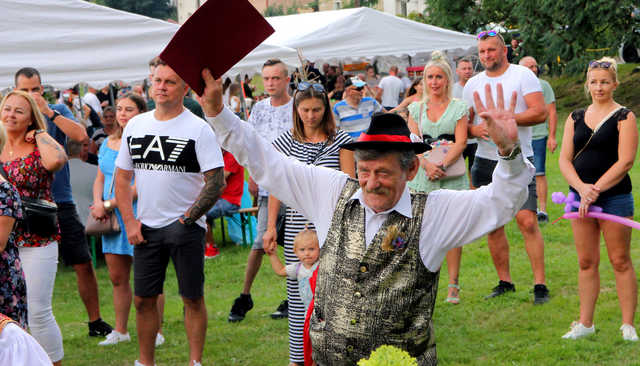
[37,134,68,161]
[186,167,226,222]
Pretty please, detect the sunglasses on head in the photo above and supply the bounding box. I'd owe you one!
[588,61,612,69]
[297,81,325,93]
[477,30,501,40]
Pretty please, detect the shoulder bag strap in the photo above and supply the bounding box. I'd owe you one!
[418,102,424,138]
[573,106,623,161]
[107,168,117,197]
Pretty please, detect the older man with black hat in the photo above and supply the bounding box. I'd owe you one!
[200,68,533,365]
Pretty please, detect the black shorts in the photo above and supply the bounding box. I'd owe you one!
[57,202,92,266]
[463,143,478,172]
[471,156,538,212]
[134,220,206,299]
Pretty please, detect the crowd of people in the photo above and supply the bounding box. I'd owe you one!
[0,28,637,366]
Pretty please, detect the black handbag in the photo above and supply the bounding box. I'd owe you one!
[20,197,58,237]
[0,162,58,237]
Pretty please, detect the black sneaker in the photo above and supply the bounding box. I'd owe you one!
[533,284,550,305]
[537,211,549,224]
[88,318,113,337]
[270,300,288,319]
[484,280,516,299]
[228,294,253,322]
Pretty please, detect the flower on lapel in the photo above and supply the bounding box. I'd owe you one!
[381,225,407,252]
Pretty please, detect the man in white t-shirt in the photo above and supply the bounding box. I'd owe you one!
[452,57,477,181]
[376,65,405,110]
[463,31,550,304]
[227,59,293,323]
[115,60,225,366]
[83,86,103,115]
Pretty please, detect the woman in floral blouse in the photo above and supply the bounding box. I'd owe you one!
[0,90,67,365]
[0,122,25,328]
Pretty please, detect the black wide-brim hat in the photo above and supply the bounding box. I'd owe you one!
[341,112,430,153]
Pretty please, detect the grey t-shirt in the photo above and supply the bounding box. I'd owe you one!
[248,97,293,197]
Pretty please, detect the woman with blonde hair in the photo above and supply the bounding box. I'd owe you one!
[558,57,638,340]
[0,90,68,365]
[406,50,469,305]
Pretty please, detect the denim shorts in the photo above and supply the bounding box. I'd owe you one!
[570,192,634,217]
[532,137,547,176]
[251,196,286,250]
[205,198,240,221]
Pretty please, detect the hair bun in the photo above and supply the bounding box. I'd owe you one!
[431,50,446,62]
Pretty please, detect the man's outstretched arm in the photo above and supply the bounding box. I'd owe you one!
[198,69,347,245]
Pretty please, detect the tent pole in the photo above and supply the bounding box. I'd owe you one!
[109,83,115,107]
[239,76,249,120]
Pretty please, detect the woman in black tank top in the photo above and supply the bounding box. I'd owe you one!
[558,57,638,341]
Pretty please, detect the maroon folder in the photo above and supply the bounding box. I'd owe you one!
[159,0,274,95]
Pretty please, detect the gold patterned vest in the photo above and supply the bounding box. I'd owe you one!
[0,313,17,335]
[310,179,439,366]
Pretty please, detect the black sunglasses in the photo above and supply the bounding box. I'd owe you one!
[297,81,325,93]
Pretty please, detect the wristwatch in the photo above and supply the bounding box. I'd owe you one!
[33,129,46,137]
[180,213,195,226]
[498,143,522,160]
[49,110,61,120]
[103,200,112,211]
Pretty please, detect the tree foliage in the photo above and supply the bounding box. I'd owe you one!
[425,0,516,34]
[90,0,176,20]
[514,0,637,74]
[425,0,638,74]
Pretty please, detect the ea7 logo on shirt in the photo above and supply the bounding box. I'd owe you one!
[128,135,200,173]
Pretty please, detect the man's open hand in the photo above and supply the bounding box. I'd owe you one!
[473,83,519,156]
[197,68,224,117]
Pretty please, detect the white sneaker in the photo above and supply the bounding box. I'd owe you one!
[562,321,595,339]
[621,324,639,341]
[191,361,202,366]
[155,332,165,347]
[99,330,131,346]
[134,361,157,366]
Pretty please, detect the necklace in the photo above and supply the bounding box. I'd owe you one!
[428,98,449,107]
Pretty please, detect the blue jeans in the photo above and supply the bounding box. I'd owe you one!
[205,198,239,221]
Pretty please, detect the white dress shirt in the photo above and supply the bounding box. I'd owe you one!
[208,107,534,272]
[0,323,53,365]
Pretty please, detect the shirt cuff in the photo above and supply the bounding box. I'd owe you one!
[496,151,530,177]
[205,106,235,132]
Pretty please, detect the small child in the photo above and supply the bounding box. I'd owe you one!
[266,228,320,317]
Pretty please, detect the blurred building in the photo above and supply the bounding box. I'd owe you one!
[174,0,424,24]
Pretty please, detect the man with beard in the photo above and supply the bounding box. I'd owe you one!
[463,30,550,304]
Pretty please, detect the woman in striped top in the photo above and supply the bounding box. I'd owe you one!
[262,81,355,365]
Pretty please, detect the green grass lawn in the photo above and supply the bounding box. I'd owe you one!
[53,66,640,365]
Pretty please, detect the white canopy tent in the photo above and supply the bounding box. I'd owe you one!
[0,0,297,89]
[265,7,478,71]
